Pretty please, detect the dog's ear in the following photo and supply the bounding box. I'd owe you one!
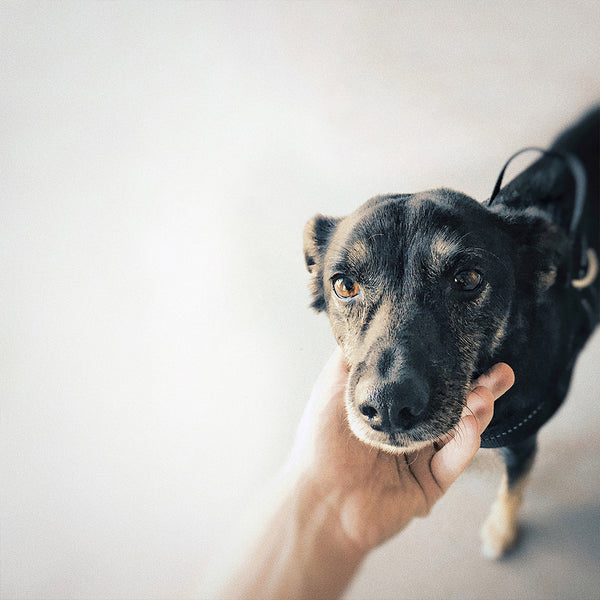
[303,214,340,311]
[494,206,569,294]
[486,138,583,294]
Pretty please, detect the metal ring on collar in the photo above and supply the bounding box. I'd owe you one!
[572,248,599,289]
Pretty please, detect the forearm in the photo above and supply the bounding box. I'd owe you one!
[220,472,366,600]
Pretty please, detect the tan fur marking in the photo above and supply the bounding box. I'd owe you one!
[429,232,461,273]
[538,266,557,290]
[346,239,370,266]
[480,472,529,559]
[489,312,509,355]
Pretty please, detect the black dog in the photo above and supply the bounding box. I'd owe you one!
[303,108,599,558]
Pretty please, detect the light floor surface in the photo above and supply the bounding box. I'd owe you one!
[345,331,600,600]
[2,3,599,599]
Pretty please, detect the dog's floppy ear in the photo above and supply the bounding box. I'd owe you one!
[494,206,569,294]
[303,214,340,311]
[488,146,579,295]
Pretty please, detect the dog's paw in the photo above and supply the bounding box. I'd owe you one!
[480,509,519,560]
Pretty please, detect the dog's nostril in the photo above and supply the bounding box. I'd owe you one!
[396,407,419,428]
[360,404,378,419]
[359,403,383,431]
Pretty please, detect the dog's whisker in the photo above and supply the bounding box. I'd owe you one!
[305,108,598,560]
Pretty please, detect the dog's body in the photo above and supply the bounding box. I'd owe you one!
[304,108,599,558]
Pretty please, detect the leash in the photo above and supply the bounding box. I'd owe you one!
[480,147,598,447]
[485,147,597,289]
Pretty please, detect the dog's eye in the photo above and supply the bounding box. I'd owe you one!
[453,269,483,291]
[333,276,360,299]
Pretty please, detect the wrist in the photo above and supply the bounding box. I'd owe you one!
[281,469,367,598]
[286,463,369,558]
[220,467,366,600]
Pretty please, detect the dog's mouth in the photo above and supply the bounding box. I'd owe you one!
[344,373,470,453]
[346,414,464,453]
[347,413,456,453]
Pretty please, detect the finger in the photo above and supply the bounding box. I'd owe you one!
[430,413,480,492]
[467,363,515,434]
[327,346,350,385]
[309,347,349,404]
[430,363,515,491]
[318,347,349,389]
[465,385,495,435]
[301,347,350,434]
[290,348,349,465]
[473,362,515,399]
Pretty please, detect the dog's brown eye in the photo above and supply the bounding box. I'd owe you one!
[333,276,360,299]
[453,269,483,291]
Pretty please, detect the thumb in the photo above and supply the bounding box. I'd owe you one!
[430,413,480,492]
[430,363,514,491]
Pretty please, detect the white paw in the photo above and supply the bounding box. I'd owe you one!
[480,513,519,560]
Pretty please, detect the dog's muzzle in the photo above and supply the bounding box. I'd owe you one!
[358,373,430,434]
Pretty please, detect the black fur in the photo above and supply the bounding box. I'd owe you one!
[304,108,599,473]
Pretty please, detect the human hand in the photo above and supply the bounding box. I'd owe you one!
[217,350,514,600]
[287,348,515,552]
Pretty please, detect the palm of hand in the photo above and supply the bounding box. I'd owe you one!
[292,348,512,552]
[311,377,442,550]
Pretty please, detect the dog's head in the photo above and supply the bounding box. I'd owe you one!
[304,189,567,452]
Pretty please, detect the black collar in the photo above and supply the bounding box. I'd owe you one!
[480,400,547,448]
[480,353,577,448]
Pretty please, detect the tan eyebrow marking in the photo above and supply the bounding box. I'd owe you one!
[429,231,463,274]
[346,239,370,266]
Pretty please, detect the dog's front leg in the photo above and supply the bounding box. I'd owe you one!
[480,436,537,559]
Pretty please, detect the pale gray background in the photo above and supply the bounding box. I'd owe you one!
[1,2,599,599]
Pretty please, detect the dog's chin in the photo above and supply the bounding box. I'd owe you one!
[344,399,447,454]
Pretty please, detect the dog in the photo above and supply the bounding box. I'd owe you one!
[303,107,599,559]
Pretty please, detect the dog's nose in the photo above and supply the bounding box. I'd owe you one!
[358,377,429,433]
